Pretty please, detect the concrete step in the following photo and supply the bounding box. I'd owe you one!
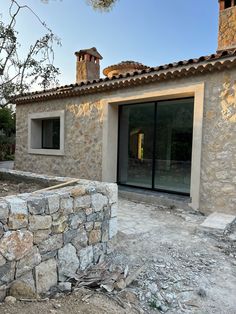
[199,212,236,235]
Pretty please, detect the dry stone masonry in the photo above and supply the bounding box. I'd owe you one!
[0,169,118,300]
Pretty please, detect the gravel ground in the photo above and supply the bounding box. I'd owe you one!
[111,199,236,313]
[0,198,236,314]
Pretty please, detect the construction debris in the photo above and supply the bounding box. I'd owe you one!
[66,262,146,294]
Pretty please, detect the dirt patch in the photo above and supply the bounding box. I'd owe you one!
[0,179,44,197]
[0,288,139,314]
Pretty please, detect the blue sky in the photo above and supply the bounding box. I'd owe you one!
[1,0,218,86]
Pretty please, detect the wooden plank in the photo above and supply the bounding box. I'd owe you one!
[33,178,79,193]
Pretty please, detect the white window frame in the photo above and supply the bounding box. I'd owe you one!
[28,110,65,156]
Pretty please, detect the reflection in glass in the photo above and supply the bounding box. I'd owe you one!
[118,103,154,188]
[154,99,194,194]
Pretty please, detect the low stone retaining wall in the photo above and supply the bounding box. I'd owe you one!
[0,169,118,300]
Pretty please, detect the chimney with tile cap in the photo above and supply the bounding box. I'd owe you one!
[75,47,103,83]
[218,0,236,51]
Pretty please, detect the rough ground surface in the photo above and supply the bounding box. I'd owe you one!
[1,198,236,314]
[0,179,44,197]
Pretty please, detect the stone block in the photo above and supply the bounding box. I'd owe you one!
[10,271,37,299]
[60,196,73,214]
[8,214,28,230]
[74,195,91,210]
[94,221,102,229]
[111,203,118,218]
[33,229,51,245]
[109,217,117,239]
[93,243,105,264]
[85,222,93,232]
[46,194,60,214]
[106,184,118,204]
[71,187,86,198]
[41,250,57,262]
[79,246,93,270]
[89,230,101,245]
[103,206,111,219]
[58,282,72,292]
[0,253,6,267]
[84,207,93,216]
[6,196,28,215]
[0,230,33,261]
[200,212,236,235]
[58,244,79,281]
[71,227,88,250]
[0,285,7,302]
[0,201,9,223]
[29,215,52,231]
[16,246,41,278]
[52,214,68,234]
[0,222,4,238]
[102,220,109,242]
[38,234,63,254]
[69,212,86,229]
[0,262,15,284]
[91,194,108,212]
[87,212,104,222]
[64,228,78,244]
[35,258,57,295]
[27,196,48,215]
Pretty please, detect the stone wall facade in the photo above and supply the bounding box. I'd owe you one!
[201,71,236,214]
[15,68,236,215]
[15,94,104,181]
[0,169,118,300]
[218,6,236,51]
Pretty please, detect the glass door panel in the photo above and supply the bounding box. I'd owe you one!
[118,103,155,188]
[154,99,194,194]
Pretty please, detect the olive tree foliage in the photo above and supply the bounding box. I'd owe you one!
[0,0,62,108]
[86,0,117,11]
[0,0,117,108]
[42,0,117,11]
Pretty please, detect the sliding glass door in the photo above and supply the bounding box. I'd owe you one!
[118,98,194,195]
[154,99,194,194]
[118,103,155,188]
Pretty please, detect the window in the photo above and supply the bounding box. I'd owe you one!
[28,110,64,156]
[42,118,60,149]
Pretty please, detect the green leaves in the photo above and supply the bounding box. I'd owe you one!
[0,107,15,136]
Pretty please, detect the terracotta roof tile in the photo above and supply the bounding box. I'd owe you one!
[14,49,236,104]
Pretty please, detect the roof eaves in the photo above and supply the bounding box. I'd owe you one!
[14,51,236,104]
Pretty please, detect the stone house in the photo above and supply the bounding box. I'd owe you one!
[14,0,236,214]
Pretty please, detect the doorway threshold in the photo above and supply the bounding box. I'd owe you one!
[118,185,191,210]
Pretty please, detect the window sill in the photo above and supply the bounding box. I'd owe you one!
[28,148,64,156]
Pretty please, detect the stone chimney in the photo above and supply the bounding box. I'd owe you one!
[218,0,236,51]
[75,47,103,83]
